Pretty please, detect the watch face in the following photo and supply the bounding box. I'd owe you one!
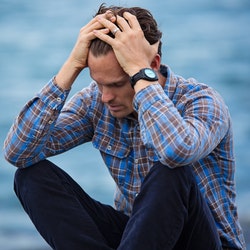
[144,68,156,78]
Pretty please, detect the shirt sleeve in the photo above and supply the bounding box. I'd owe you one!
[3,78,92,168]
[133,83,230,167]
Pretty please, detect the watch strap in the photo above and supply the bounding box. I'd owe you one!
[130,68,158,88]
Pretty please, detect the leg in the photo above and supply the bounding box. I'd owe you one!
[118,162,222,250]
[14,160,128,250]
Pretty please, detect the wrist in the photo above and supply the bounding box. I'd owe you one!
[66,56,86,72]
[130,68,158,89]
[55,60,83,90]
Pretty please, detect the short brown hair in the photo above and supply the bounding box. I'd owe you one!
[89,4,162,57]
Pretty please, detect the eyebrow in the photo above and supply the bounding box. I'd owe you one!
[95,75,129,87]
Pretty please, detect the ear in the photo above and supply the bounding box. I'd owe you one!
[151,54,166,88]
[150,54,161,71]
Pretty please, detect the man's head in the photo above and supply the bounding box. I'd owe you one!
[88,4,162,119]
[89,4,162,57]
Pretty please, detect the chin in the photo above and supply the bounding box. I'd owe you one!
[110,110,130,119]
[110,113,126,119]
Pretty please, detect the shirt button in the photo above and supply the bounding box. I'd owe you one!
[107,145,112,150]
[48,120,53,124]
[135,159,139,164]
[56,97,61,102]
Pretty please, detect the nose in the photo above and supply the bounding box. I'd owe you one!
[101,87,115,103]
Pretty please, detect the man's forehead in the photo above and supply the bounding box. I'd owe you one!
[88,51,126,79]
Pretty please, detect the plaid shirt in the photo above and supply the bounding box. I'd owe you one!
[4,65,246,249]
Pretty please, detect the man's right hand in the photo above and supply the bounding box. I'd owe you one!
[54,12,113,90]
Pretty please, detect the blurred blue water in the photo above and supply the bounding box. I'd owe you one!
[1,0,249,249]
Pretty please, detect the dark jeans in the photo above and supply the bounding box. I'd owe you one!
[14,160,222,250]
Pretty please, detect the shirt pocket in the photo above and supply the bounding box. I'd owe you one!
[92,131,130,159]
[92,132,130,186]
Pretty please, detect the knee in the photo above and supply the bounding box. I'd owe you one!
[139,162,198,209]
[15,160,48,182]
[147,161,195,187]
[14,160,53,195]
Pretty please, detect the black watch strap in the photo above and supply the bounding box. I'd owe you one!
[130,68,158,88]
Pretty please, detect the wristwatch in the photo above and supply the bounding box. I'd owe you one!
[130,68,158,88]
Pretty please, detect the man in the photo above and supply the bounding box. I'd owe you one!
[3,4,246,250]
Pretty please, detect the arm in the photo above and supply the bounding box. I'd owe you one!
[3,80,95,168]
[3,12,111,168]
[134,82,230,167]
[54,13,111,90]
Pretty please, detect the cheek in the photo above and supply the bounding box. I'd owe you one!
[123,90,135,107]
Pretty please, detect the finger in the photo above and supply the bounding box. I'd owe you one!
[122,12,141,30]
[99,28,110,35]
[93,29,115,46]
[81,14,112,40]
[97,16,122,37]
[84,12,113,31]
[116,15,131,32]
[97,16,114,30]
[105,10,116,23]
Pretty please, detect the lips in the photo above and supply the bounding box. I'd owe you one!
[108,105,123,112]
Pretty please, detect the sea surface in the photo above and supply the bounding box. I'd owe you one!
[0,0,249,249]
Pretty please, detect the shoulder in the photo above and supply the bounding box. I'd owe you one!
[168,71,225,104]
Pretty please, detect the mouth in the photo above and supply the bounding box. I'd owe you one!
[108,104,123,112]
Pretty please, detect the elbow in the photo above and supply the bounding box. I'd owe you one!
[3,142,46,168]
[3,131,25,167]
[3,141,28,168]
[4,153,19,168]
[3,147,23,168]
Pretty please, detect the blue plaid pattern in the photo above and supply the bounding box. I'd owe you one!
[4,66,246,249]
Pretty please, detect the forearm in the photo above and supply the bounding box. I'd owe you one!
[3,79,69,167]
[134,84,229,166]
[54,58,83,91]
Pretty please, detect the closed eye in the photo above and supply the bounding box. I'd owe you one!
[96,79,128,89]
